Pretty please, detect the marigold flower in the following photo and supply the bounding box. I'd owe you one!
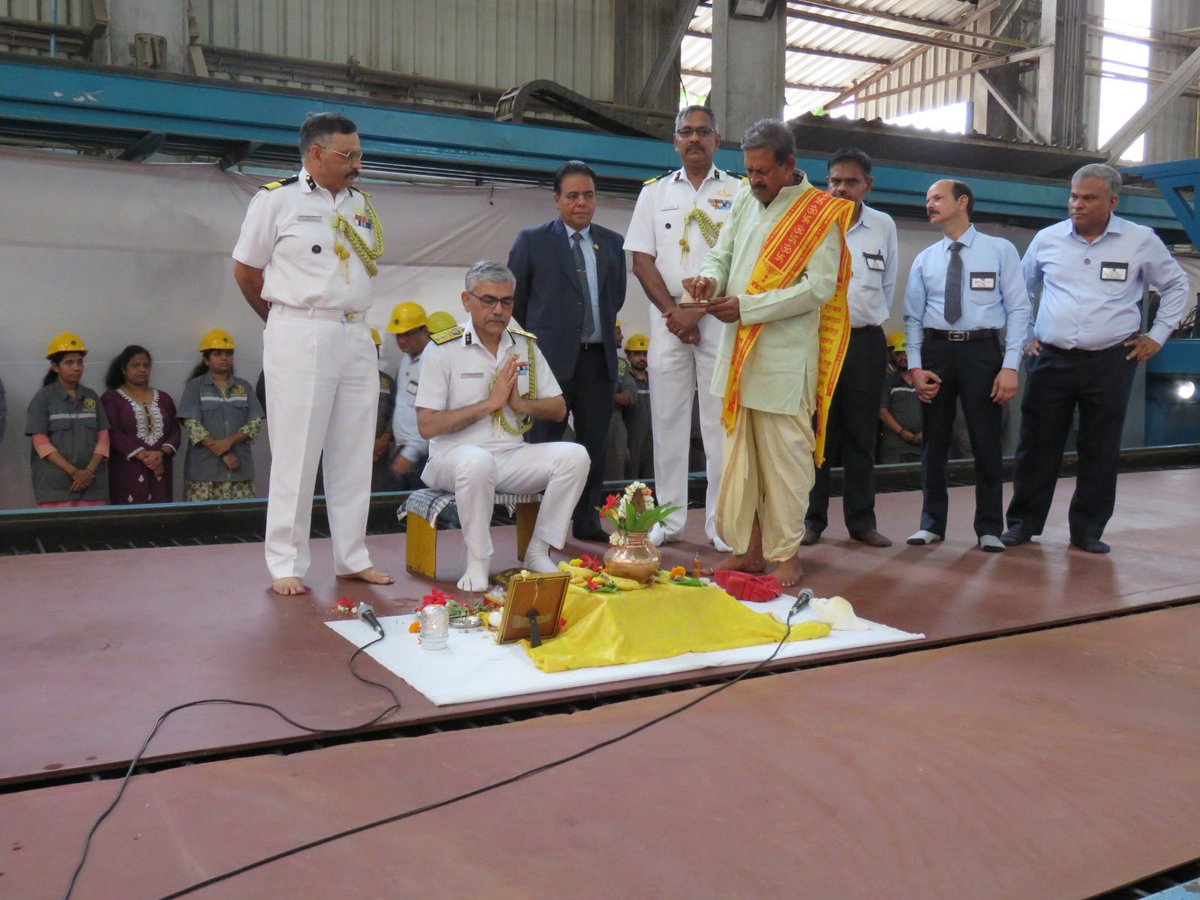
[408,621,421,633]
[669,565,686,579]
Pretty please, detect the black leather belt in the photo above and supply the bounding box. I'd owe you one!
[1045,343,1116,357]
[852,324,884,332]
[580,342,604,350]
[924,328,998,342]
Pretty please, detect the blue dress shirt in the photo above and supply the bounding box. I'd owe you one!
[1023,214,1189,350]
[571,225,603,343]
[902,225,1031,370]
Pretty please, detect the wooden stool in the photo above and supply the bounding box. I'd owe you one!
[401,488,543,579]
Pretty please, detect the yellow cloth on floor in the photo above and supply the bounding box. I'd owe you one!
[525,581,831,673]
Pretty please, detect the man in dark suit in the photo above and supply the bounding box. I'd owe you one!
[509,160,626,541]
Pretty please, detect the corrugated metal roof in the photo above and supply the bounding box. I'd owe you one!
[683,0,999,114]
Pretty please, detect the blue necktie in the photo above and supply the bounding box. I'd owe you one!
[944,241,964,325]
[571,232,596,339]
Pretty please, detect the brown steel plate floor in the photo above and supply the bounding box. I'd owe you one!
[4,603,1199,899]
[2,471,1198,785]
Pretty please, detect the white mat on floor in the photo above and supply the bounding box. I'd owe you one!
[326,595,924,706]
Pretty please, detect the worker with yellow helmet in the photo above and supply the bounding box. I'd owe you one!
[622,334,654,478]
[178,329,265,502]
[25,331,110,507]
[878,329,923,464]
[386,301,434,487]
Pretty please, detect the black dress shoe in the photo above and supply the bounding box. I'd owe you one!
[800,527,823,546]
[572,522,608,542]
[1071,537,1111,554]
[999,529,1032,547]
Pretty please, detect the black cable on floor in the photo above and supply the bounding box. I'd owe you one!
[158,598,810,899]
[63,633,400,900]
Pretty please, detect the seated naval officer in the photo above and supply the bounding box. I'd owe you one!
[415,260,590,592]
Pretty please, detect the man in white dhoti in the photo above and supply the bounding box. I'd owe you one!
[689,119,853,587]
[416,261,590,592]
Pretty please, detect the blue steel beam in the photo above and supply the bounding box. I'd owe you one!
[0,56,1184,236]
[1122,159,1200,251]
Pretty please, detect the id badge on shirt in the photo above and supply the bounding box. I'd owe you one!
[1100,262,1129,282]
[863,251,886,272]
[970,272,997,291]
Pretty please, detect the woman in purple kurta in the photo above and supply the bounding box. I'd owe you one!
[101,345,181,504]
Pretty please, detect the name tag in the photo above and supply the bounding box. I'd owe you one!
[406,379,419,395]
[659,203,680,212]
[1100,262,1129,282]
[460,372,485,379]
[298,215,322,222]
[970,272,996,290]
[863,251,886,272]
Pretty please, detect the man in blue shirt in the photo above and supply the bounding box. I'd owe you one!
[1001,163,1189,553]
[903,179,1031,551]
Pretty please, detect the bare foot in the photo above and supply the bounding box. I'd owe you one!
[714,552,767,574]
[271,576,307,596]
[771,555,804,587]
[337,567,395,585]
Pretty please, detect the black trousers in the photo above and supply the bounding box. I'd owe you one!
[919,336,1005,538]
[806,325,888,534]
[1006,343,1137,541]
[529,345,616,529]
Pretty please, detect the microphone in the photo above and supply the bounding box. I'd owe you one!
[355,602,384,637]
[789,588,814,617]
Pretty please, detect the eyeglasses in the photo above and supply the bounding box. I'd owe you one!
[676,127,716,139]
[321,146,364,164]
[467,292,515,310]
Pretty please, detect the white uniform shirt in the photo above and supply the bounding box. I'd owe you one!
[416,321,562,456]
[843,204,899,328]
[624,166,737,296]
[391,350,428,463]
[232,168,378,312]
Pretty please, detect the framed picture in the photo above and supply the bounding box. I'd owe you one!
[497,571,570,646]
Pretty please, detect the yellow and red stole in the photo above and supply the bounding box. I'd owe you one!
[719,188,854,466]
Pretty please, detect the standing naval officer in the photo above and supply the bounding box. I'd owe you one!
[802,148,898,548]
[1002,163,1189,553]
[624,105,735,550]
[508,160,626,543]
[903,179,1030,552]
[233,112,393,596]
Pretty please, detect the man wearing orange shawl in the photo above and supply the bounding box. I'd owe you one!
[687,120,853,586]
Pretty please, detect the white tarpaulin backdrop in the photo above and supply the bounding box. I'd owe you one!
[1,147,1196,509]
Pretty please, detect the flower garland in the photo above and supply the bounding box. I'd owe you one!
[332,192,384,277]
[489,337,538,436]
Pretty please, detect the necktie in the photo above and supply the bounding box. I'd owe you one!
[944,241,964,325]
[571,232,596,339]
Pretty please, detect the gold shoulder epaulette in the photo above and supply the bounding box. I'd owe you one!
[431,325,464,345]
[643,168,673,185]
[507,324,537,340]
[261,175,299,191]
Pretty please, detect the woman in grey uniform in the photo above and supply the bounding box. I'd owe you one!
[25,332,110,508]
[178,329,264,502]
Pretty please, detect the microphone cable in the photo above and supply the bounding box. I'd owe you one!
[63,626,401,900]
[157,597,812,899]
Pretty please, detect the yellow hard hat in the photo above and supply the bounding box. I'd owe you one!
[386,302,428,334]
[625,334,649,352]
[370,327,382,346]
[46,332,87,358]
[199,328,235,352]
[886,330,906,352]
[426,311,457,334]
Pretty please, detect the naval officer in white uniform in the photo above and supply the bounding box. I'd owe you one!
[233,112,393,596]
[416,260,590,592]
[624,104,735,551]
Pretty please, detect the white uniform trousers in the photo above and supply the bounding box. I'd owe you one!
[263,312,377,579]
[648,312,725,541]
[717,407,814,562]
[422,442,590,561]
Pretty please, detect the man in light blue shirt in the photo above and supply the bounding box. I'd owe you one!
[1002,163,1189,553]
[903,179,1031,551]
[803,148,898,548]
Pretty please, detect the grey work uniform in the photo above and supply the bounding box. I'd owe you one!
[178,374,264,484]
[25,382,110,503]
